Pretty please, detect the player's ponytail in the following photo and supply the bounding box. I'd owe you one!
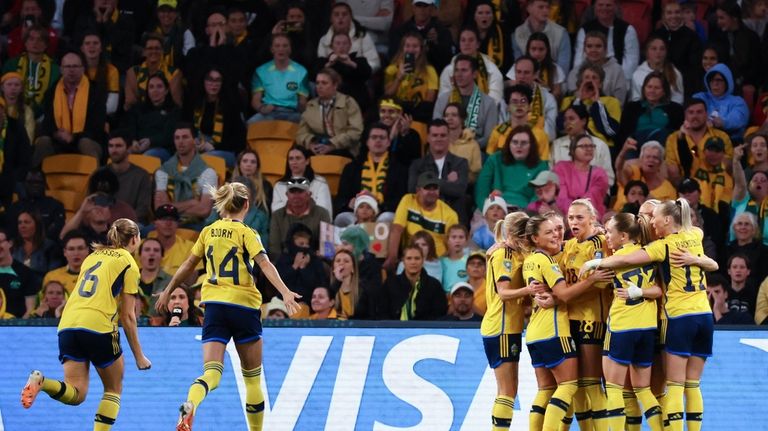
[612,213,653,246]
[676,198,693,232]
[92,218,139,250]
[209,182,250,217]
[494,212,529,248]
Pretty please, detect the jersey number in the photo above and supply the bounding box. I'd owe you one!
[683,263,706,292]
[206,246,240,285]
[616,268,648,306]
[77,262,101,298]
[565,268,578,285]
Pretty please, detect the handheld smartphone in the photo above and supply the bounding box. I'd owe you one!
[404,53,415,72]
[24,14,36,27]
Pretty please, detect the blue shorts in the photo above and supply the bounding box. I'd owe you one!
[603,328,656,366]
[527,336,578,369]
[58,329,122,369]
[665,314,714,358]
[483,333,522,368]
[570,319,606,346]
[201,302,263,345]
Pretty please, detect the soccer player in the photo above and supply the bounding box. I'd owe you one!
[560,199,614,430]
[522,215,579,431]
[481,212,531,430]
[21,219,152,431]
[602,213,664,430]
[156,182,301,431]
[582,199,718,431]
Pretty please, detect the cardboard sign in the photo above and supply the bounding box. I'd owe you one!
[319,221,390,258]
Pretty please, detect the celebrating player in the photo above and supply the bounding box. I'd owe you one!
[156,182,301,431]
[21,219,151,431]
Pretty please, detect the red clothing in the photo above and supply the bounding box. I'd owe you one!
[553,160,610,217]
[6,25,59,58]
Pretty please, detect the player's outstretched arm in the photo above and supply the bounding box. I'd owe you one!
[155,254,202,313]
[120,292,151,370]
[255,253,302,316]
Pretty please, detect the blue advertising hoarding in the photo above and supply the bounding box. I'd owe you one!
[0,327,766,430]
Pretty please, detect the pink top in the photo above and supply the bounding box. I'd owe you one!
[553,161,609,217]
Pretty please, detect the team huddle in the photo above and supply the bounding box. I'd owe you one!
[482,198,715,431]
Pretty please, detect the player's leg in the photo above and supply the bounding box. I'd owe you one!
[602,354,629,431]
[237,339,265,431]
[531,367,556,431]
[178,341,226,431]
[684,315,712,431]
[22,359,90,408]
[492,362,519,430]
[93,356,125,431]
[579,343,606,431]
[543,357,579,431]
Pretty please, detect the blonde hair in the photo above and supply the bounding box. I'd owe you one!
[493,211,529,249]
[209,182,250,216]
[656,198,693,232]
[92,218,139,250]
[569,198,598,218]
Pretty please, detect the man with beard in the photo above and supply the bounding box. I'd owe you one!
[440,282,482,321]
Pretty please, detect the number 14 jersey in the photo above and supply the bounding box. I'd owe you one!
[192,219,266,310]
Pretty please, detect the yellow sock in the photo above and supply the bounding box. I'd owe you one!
[603,383,625,430]
[530,388,554,431]
[42,378,80,405]
[635,387,663,431]
[572,383,593,430]
[243,366,265,431]
[654,390,666,427]
[93,392,120,431]
[584,378,607,431]
[623,390,642,431]
[187,361,223,412]
[664,381,685,431]
[492,395,515,430]
[543,380,578,431]
[684,380,703,431]
[558,404,573,431]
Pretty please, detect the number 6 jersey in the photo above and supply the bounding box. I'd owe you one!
[192,219,266,310]
[58,247,140,334]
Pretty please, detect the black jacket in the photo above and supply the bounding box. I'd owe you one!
[40,79,107,146]
[382,269,447,320]
[0,117,30,209]
[389,18,454,73]
[616,100,684,151]
[314,53,372,114]
[651,25,703,98]
[335,151,409,215]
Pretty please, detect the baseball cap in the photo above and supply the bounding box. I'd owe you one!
[482,194,508,216]
[265,296,289,317]
[286,177,310,191]
[529,170,560,187]
[678,178,701,194]
[353,194,379,215]
[157,0,177,9]
[155,204,180,221]
[413,0,436,5]
[379,98,403,111]
[704,137,725,152]
[416,171,440,188]
[467,251,486,265]
[450,281,474,295]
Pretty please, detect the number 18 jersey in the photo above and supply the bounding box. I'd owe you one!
[192,219,266,310]
[58,248,140,334]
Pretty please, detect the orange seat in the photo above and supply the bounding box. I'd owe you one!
[311,155,352,196]
[127,154,162,176]
[411,121,428,155]
[247,120,298,143]
[200,154,226,185]
[260,152,286,186]
[41,154,98,193]
[46,189,82,221]
[249,139,293,160]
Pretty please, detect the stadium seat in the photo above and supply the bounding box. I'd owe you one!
[41,154,98,193]
[411,121,428,155]
[247,120,298,143]
[45,189,82,221]
[249,139,293,160]
[200,154,227,185]
[127,154,162,176]
[260,152,286,186]
[311,155,352,196]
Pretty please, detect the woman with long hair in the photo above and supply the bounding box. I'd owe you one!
[444,102,482,183]
[13,210,61,301]
[0,72,35,141]
[439,26,504,103]
[467,0,513,74]
[630,36,684,104]
[317,2,380,73]
[384,32,438,122]
[232,149,273,212]
[120,73,181,162]
[581,199,719,431]
[518,32,563,99]
[21,219,151,429]
[271,145,333,216]
[330,248,379,319]
[162,285,204,327]
[80,31,119,115]
[157,182,301,431]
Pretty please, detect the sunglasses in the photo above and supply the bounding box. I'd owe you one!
[287,178,310,186]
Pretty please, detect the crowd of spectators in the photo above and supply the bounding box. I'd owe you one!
[1,0,768,325]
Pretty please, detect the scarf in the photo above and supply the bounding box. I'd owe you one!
[474,54,490,95]
[529,85,544,129]
[161,154,208,202]
[483,24,505,69]
[134,61,176,103]
[320,98,336,137]
[53,76,90,134]
[400,278,421,321]
[194,102,223,146]
[451,85,483,131]
[18,54,53,109]
[360,152,389,203]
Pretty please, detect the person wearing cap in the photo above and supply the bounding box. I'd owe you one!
[664,98,733,185]
[1,25,60,117]
[335,122,409,224]
[388,0,454,73]
[0,95,31,211]
[269,178,332,260]
[408,118,469,222]
[615,141,678,210]
[154,0,184,68]
[486,82,551,161]
[440,282,482,321]
[433,53,500,150]
[525,170,561,215]
[106,130,153,225]
[476,124,549,210]
[264,296,290,320]
[465,251,487,315]
[384,32,437,123]
[1,71,35,141]
[376,99,422,164]
[553,133,610,217]
[692,62,749,138]
[150,204,196,276]
[731,143,768,246]
[334,192,381,227]
[474,194,508,250]
[385,170,458,270]
[513,0,571,74]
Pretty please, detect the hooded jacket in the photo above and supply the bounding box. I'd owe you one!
[692,63,749,136]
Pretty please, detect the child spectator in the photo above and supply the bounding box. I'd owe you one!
[265,296,290,320]
[474,194,508,250]
[440,224,470,294]
[465,251,487,316]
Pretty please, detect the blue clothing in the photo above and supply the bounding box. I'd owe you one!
[440,254,469,293]
[473,224,495,250]
[251,60,309,109]
[692,63,749,136]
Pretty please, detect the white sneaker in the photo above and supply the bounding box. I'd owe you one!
[21,370,44,409]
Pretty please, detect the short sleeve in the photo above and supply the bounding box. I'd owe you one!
[107,66,120,92]
[190,230,205,257]
[154,170,169,191]
[393,196,409,226]
[492,250,513,283]
[541,259,565,287]
[251,69,264,93]
[197,168,218,191]
[244,229,266,258]
[643,239,667,263]
[123,262,140,295]
[297,70,309,96]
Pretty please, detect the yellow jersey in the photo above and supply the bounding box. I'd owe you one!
[643,229,711,318]
[562,234,612,322]
[192,219,266,310]
[607,243,658,332]
[523,250,570,343]
[58,248,140,334]
[481,247,526,336]
[42,266,80,294]
[393,193,459,256]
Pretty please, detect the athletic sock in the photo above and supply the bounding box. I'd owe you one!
[585,377,607,431]
[543,380,579,431]
[664,381,685,431]
[604,382,625,430]
[243,366,265,431]
[623,389,642,431]
[558,404,573,431]
[93,392,120,431]
[492,395,515,430]
[684,380,703,431]
[530,388,555,431]
[187,361,223,412]
[572,382,593,430]
[42,378,80,405]
[635,386,663,431]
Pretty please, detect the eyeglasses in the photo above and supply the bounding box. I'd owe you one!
[510,139,530,147]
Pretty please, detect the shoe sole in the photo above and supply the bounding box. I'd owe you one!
[21,372,43,409]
